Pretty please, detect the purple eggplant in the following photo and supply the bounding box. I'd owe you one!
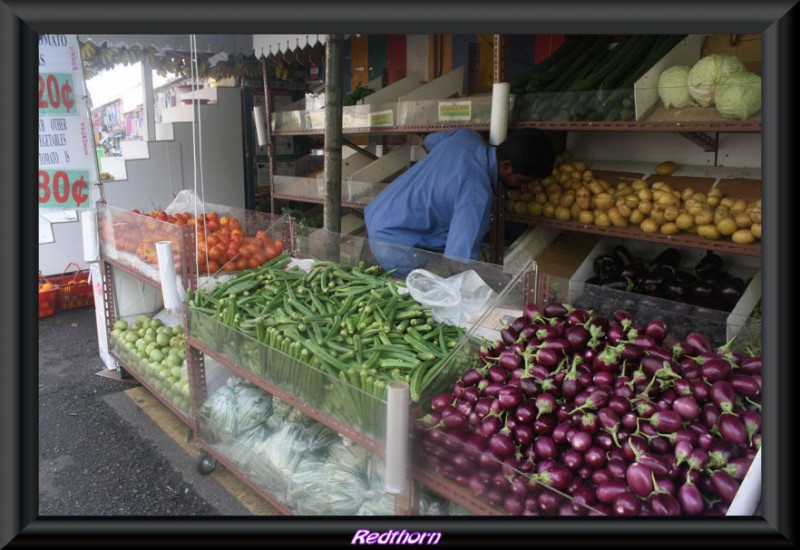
[724,457,754,480]
[730,374,761,398]
[672,396,702,420]
[596,480,630,504]
[543,302,569,319]
[684,332,713,355]
[742,410,761,444]
[710,470,740,504]
[710,380,736,414]
[717,413,747,445]
[739,357,762,375]
[695,250,724,279]
[650,492,682,516]
[637,452,672,478]
[523,302,542,322]
[678,483,706,515]
[612,492,641,516]
[626,462,655,498]
[643,319,669,343]
[648,410,684,433]
[701,358,732,382]
[533,435,558,460]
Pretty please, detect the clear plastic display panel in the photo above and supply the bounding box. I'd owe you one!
[396,95,510,127]
[188,227,526,445]
[511,90,638,122]
[273,175,386,206]
[108,310,191,418]
[415,268,761,516]
[98,203,187,281]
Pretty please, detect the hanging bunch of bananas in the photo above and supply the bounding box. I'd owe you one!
[274,59,292,81]
[78,40,263,82]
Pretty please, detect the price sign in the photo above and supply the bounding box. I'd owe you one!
[38,169,90,208]
[38,73,76,114]
[38,35,98,210]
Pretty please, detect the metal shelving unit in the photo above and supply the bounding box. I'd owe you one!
[98,204,199,432]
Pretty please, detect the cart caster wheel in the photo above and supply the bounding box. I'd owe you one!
[198,454,216,475]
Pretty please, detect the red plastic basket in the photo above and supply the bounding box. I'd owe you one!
[38,273,59,319]
[48,263,94,310]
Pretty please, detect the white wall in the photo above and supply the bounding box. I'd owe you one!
[566,132,761,176]
[101,87,245,211]
[39,215,91,277]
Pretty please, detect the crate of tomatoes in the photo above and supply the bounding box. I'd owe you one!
[38,273,60,318]
[48,263,94,310]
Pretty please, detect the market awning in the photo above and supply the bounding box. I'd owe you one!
[77,34,254,56]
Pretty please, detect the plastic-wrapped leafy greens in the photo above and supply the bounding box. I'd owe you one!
[197,377,273,440]
[231,383,273,434]
[265,397,293,431]
[297,421,341,453]
[288,458,367,515]
[249,422,305,496]
[326,437,372,474]
[197,383,238,442]
[224,421,271,469]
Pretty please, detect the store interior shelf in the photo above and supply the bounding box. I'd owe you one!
[503,213,761,257]
[187,335,386,458]
[273,114,760,137]
[108,348,194,430]
[103,256,163,289]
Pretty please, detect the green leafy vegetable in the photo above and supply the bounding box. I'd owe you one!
[688,53,746,107]
[714,71,762,120]
[657,65,695,108]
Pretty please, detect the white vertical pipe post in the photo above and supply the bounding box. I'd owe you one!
[156,241,183,311]
[253,105,268,147]
[489,82,511,146]
[384,380,410,494]
[80,209,99,263]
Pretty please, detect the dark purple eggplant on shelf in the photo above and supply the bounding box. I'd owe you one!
[651,247,682,268]
[594,255,623,281]
[715,277,745,305]
[686,280,714,302]
[695,250,724,279]
[674,270,696,283]
[611,245,634,267]
[599,275,636,292]
[664,280,687,300]
[621,261,647,281]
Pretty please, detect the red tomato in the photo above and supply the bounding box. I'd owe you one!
[263,246,276,260]
[222,260,236,272]
[247,257,261,269]
[273,240,284,255]
[206,260,220,273]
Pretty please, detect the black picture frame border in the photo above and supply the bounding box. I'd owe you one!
[3,1,796,547]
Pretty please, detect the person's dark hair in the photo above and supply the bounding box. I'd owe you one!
[495,128,556,179]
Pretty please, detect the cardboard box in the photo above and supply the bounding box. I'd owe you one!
[568,237,760,345]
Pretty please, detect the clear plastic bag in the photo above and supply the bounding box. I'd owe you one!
[405,268,498,328]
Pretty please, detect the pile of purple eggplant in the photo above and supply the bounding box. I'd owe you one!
[586,246,748,312]
[415,302,761,516]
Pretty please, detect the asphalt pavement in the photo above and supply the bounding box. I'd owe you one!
[38,305,260,517]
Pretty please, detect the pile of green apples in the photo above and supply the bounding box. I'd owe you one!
[109,314,191,415]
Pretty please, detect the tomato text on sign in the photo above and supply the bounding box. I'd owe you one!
[39,169,90,208]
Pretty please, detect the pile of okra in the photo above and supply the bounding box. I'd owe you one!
[187,254,466,406]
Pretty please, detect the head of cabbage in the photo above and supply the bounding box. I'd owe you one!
[715,71,761,120]
[658,65,694,109]
[688,53,746,107]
